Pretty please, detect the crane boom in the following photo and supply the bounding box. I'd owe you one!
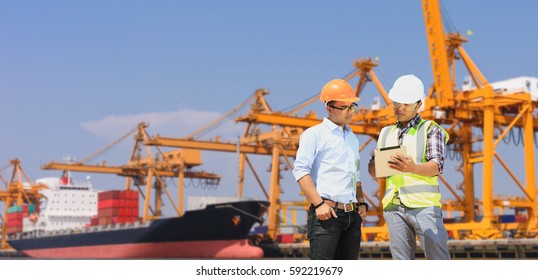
[146,136,297,156]
[42,162,221,180]
[422,0,455,108]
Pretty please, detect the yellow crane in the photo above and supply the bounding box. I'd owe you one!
[129,1,538,242]
[147,90,304,239]
[231,0,538,241]
[0,159,47,249]
[42,123,221,222]
[419,0,537,238]
[146,58,389,239]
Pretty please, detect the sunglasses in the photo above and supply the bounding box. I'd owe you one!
[327,103,358,113]
[392,101,420,109]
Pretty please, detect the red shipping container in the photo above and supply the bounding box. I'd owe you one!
[118,208,128,217]
[98,190,121,201]
[112,217,127,224]
[515,215,528,223]
[124,200,134,208]
[98,199,121,209]
[98,217,113,225]
[98,208,121,217]
[127,190,138,199]
[7,219,23,227]
[276,234,294,243]
[6,226,23,234]
[8,212,23,220]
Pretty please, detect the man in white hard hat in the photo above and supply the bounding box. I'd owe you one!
[368,74,450,260]
[293,79,368,259]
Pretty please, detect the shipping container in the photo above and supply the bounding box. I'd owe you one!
[98,190,121,200]
[498,215,516,223]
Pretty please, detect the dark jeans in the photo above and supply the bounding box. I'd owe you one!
[307,206,362,259]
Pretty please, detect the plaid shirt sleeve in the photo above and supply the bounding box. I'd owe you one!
[426,125,447,174]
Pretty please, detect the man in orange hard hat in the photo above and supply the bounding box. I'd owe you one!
[293,79,368,259]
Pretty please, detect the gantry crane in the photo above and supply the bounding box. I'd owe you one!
[147,89,306,239]
[418,0,537,238]
[0,159,47,249]
[133,1,538,242]
[42,122,221,222]
[231,0,538,241]
[146,58,390,239]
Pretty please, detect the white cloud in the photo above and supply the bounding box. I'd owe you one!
[80,108,245,141]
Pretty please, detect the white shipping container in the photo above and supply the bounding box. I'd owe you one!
[490,76,538,101]
[462,76,538,101]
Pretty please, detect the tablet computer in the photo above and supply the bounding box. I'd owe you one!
[374,146,409,178]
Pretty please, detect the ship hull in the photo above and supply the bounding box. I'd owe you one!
[8,200,268,259]
[19,239,262,258]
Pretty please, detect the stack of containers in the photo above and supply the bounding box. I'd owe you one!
[93,190,139,226]
[5,204,36,234]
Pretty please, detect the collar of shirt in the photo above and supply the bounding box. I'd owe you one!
[322,117,351,134]
[396,114,421,144]
[396,113,422,130]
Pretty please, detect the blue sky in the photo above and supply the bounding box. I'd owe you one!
[1,1,537,216]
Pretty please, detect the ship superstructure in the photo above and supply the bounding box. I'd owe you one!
[23,173,98,233]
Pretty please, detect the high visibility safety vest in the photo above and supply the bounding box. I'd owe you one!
[378,119,449,209]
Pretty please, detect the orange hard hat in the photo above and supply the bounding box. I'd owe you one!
[319,79,360,103]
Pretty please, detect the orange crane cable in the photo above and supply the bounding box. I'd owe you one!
[141,128,167,161]
[281,92,318,114]
[186,94,256,139]
[0,163,11,172]
[78,125,140,164]
[244,155,269,199]
[134,184,155,216]
[284,68,359,115]
[439,0,458,33]
[0,174,7,190]
[153,171,180,216]
[18,167,36,204]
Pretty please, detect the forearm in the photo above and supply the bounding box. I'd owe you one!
[355,181,365,203]
[297,175,323,205]
[356,181,368,218]
[412,160,440,177]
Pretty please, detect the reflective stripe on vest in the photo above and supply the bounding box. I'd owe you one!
[379,119,447,209]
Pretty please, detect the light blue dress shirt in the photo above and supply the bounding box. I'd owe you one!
[293,118,361,203]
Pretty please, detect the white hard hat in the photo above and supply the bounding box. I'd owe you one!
[388,74,425,104]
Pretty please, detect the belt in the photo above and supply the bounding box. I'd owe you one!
[392,196,401,205]
[322,199,357,212]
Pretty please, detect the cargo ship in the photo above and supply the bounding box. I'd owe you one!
[5,174,269,258]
